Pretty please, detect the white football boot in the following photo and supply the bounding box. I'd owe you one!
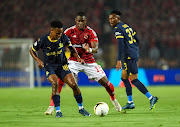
[110,99,122,112]
[44,106,54,115]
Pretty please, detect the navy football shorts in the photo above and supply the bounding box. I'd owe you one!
[44,64,71,81]
[122,58,138,76]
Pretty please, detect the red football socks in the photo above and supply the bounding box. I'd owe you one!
[104,81,115,100]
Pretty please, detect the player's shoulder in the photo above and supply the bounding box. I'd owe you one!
[86,26,97,36]
[41,33,49,38]
[61,33,69,40]
[64,25,76,33]
[86,26,95,32]
[120,22,132,29]
[115,22,132,32]
[115,22,124,29]
[38,33,49,42]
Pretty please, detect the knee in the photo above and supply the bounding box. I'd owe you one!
[71,83,78,91]
[51,80,58,87]
[129,74,138,81]
[121,72,128,79]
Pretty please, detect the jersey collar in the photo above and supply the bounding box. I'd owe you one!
[75,25,87,31]
[47,36,58,42]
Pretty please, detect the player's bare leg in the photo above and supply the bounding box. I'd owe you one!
[45,78,64,115]
[48,74,62,117]
[63,73,91,116]
[98,76,121,112]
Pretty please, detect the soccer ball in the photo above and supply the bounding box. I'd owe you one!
[94,102,109,116]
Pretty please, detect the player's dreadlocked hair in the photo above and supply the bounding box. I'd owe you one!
[50,20,63,28]
[77,11,86,17]
[110,10,122,16]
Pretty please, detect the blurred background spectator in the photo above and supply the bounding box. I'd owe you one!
[0,0,179,69]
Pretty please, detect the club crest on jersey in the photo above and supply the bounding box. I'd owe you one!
[84,34,88,39]
[72,35,77,38]
[59,42,63,49]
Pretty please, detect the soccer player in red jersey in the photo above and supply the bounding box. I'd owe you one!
[45,12,121,115]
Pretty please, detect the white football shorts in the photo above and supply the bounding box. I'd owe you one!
[68,60,106,82]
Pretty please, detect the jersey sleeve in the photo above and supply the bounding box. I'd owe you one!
[31,37,44,52]
[89,29,99,42]
[64,28,71,37]
[114,28,124,60]
[133,31,140,44]
[114,28,124,40]
[64,34,72,47]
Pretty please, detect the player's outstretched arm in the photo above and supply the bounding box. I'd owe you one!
[68,46,84,64]
[29,47,44,68]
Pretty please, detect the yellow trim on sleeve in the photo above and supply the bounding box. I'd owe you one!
[31,46,36,52]
[116,36,124,39]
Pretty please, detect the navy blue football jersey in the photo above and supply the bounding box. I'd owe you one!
[114,22,139,60]
[32,33,72,66]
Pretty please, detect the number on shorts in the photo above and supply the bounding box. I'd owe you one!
[95,65,104,73]
[124,63,128,70]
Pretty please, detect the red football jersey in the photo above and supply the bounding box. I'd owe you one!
[64,25,99,63]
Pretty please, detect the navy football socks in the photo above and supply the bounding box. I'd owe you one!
[121,78,132,96]
[74,93,83,110]
[52,95,60,112]
[131,79,148,94]
[122,78,133,103]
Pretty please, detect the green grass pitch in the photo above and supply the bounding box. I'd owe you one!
[0,86,180,127]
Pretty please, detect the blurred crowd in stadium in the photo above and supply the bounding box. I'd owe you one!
[0,0,179,69]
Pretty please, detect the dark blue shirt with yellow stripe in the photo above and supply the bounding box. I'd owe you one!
[32,33,72,67]
[114,22,139,60]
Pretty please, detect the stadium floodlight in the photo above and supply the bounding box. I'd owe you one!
[0,38,39,88]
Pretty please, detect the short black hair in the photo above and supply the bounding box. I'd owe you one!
[50,20,63,28]
[110,10,122,16]
[77,12,86,17]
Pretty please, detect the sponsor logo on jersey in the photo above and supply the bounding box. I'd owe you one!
[46,49,62,56]
[72,44,82,48]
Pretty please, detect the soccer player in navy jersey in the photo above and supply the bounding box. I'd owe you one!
[29,20,91,117]
[45,12,122,115]
[109,10,158,111]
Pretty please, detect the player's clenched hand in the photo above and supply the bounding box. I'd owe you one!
[82,43,90,52]
[37,59,44,68]
[115,61,122,71]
